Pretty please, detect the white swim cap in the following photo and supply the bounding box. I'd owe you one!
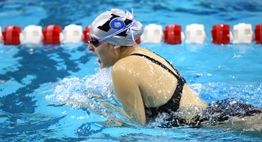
[90,9,144,46]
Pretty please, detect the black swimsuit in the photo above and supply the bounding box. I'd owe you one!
[130,53,186,120]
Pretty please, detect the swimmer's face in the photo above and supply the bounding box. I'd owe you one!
[88,41,119,68]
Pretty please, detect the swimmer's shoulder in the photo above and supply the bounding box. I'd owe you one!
[111,56,141,85]
[113,55,143,70]
[112,47,157,72]
[112,52,150,78]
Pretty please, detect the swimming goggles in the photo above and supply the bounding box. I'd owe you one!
[89,20,136,47]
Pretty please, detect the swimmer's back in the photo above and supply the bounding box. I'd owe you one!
[113,46,207,109]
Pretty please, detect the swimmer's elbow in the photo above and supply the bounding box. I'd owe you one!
[132,117,146,125]
[131,113,147,125]
[141,119,146,125]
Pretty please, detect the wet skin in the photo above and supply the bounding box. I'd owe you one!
[88,42,207,125]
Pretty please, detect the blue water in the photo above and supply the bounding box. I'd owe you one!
[0,0,262,141]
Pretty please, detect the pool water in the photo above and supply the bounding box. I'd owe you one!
[0,0,262,141]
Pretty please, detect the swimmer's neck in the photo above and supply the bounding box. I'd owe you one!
[119,44,142,59]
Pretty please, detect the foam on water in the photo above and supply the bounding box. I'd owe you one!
[45,68,132,126]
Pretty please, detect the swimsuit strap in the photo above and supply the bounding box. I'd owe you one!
[130,53,186,119]
[130,53,181,80]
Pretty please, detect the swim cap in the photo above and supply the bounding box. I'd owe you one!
[90,9,144,46]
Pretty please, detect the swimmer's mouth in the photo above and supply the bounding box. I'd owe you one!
[98,58,101,64]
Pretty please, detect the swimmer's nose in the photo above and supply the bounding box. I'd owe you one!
[88,43,94,52]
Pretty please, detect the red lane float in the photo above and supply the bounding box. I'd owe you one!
[211,24,231,44]
[164,24,182,44]
[42,25,62,44]
[135,37,141,44]
[83,26,90,43]
[254,24,262,44]
[2,26,21,45]
[0,27,1,42]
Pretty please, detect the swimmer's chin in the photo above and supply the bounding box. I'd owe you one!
[99,65,112,69]
[98,59,113,68]
[98,62,111,69]
[98,58,104,68]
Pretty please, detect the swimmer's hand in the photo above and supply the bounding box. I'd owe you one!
[164,107,203,127]
[180,107,203,127]
[185,114,201,127]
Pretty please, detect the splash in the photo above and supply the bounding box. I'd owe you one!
[46,68,112,103]
[45,68,128,126]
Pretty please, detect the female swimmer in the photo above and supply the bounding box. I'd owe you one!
[87,8,262,127]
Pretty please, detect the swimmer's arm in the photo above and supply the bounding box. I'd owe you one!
[112,66,146,125]
[47,93,131,121]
